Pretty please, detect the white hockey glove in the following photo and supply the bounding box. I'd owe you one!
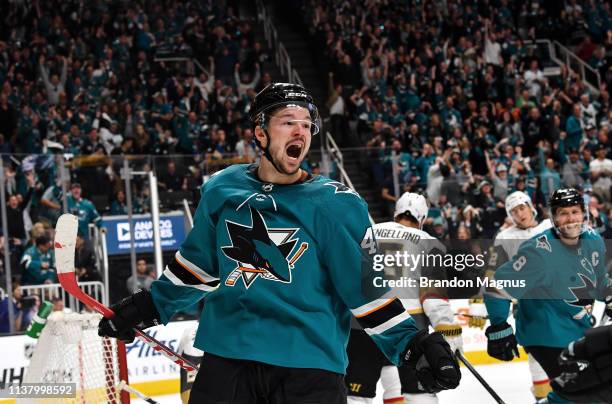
[434,323,463,354]
[422,297,464,354]
[467,298,487,329]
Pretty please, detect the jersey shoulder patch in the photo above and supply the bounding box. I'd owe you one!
[323,180,361,198]
[583,227,601,239]
[202,164,250,194]
[535,234,552,252]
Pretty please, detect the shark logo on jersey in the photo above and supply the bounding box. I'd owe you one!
[535,235,552,252]
[221,206,308,288]
[567,273,597,304]
[325,181,360,197]
[566,273,597,322]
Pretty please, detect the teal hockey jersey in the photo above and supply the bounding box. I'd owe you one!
[150,164,419,374]
[487,228,610,348]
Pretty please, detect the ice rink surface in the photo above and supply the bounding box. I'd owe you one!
[134,361,534,404]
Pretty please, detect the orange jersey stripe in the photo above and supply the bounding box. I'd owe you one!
[355,297,399,318]
[175,259,208,284]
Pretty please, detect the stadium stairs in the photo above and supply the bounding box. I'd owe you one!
[267,2,328,150]
[341,149,388,224]
[239,2,285,83]
[247,3,386,223]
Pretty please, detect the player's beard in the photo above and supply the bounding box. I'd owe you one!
[269,139,308,176]
[558,221,583,239]
[270,154,301,176]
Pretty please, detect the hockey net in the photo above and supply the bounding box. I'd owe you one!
[18,311,129,404]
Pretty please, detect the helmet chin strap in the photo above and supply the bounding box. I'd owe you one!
[554,220,582,240]
[257,125,297,177]
[260,126,282,173]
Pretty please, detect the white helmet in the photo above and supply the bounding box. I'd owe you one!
[394,192,428,228]
[505,191,537,224]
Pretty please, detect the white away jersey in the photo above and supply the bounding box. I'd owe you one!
[492,219,553,264]
[373,222,448,321]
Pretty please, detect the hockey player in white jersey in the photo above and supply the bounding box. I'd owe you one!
[392,193,463,404]
[473,191,553,399]
[485,191,553,271]
[177,322,203,404]
[346,193,463,404]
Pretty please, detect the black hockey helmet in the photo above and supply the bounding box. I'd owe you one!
[248,83,321,174]
[549,188,584,215]
[549,188,588,237]
[249,83,320,135]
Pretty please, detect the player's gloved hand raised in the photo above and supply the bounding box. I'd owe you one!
[98,289,161,343]
[402,330,461,393]
[551,325,612,402]
[434,323,463,354]
[467,298,487,329]
[485,322,519,361]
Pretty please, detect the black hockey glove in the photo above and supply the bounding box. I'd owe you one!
[551,325,612,403]
[402,330,461,393]
[98,289,161,343]
[605,295,612,318]
[485,322,519,361]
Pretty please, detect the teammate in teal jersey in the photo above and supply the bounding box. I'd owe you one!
[485,188,611,403]
[20,235,56,285]
[67,183,101,239]
[98,83,460,403]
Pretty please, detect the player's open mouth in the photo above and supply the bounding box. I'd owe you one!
[286,143,303,159]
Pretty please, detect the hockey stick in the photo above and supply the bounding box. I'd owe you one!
[54,214,199,373]
[454,313,489,319]
[455,350,506,404]
[117,381,160,404]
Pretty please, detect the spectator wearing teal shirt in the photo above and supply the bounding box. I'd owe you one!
[110,190,128,215]
[415,143,436,187]
[440,97,462,136]
[565,104,583,151]
[538,146,562,201]
[20,236,56,285]
[67,183,102,239]
[378,139,414,184]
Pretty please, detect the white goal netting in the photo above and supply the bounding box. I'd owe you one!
[18,311,127,404]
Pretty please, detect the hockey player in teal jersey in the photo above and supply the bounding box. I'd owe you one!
[485,188,611,403]
[98,83,460,403]
[475,191,554,400]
